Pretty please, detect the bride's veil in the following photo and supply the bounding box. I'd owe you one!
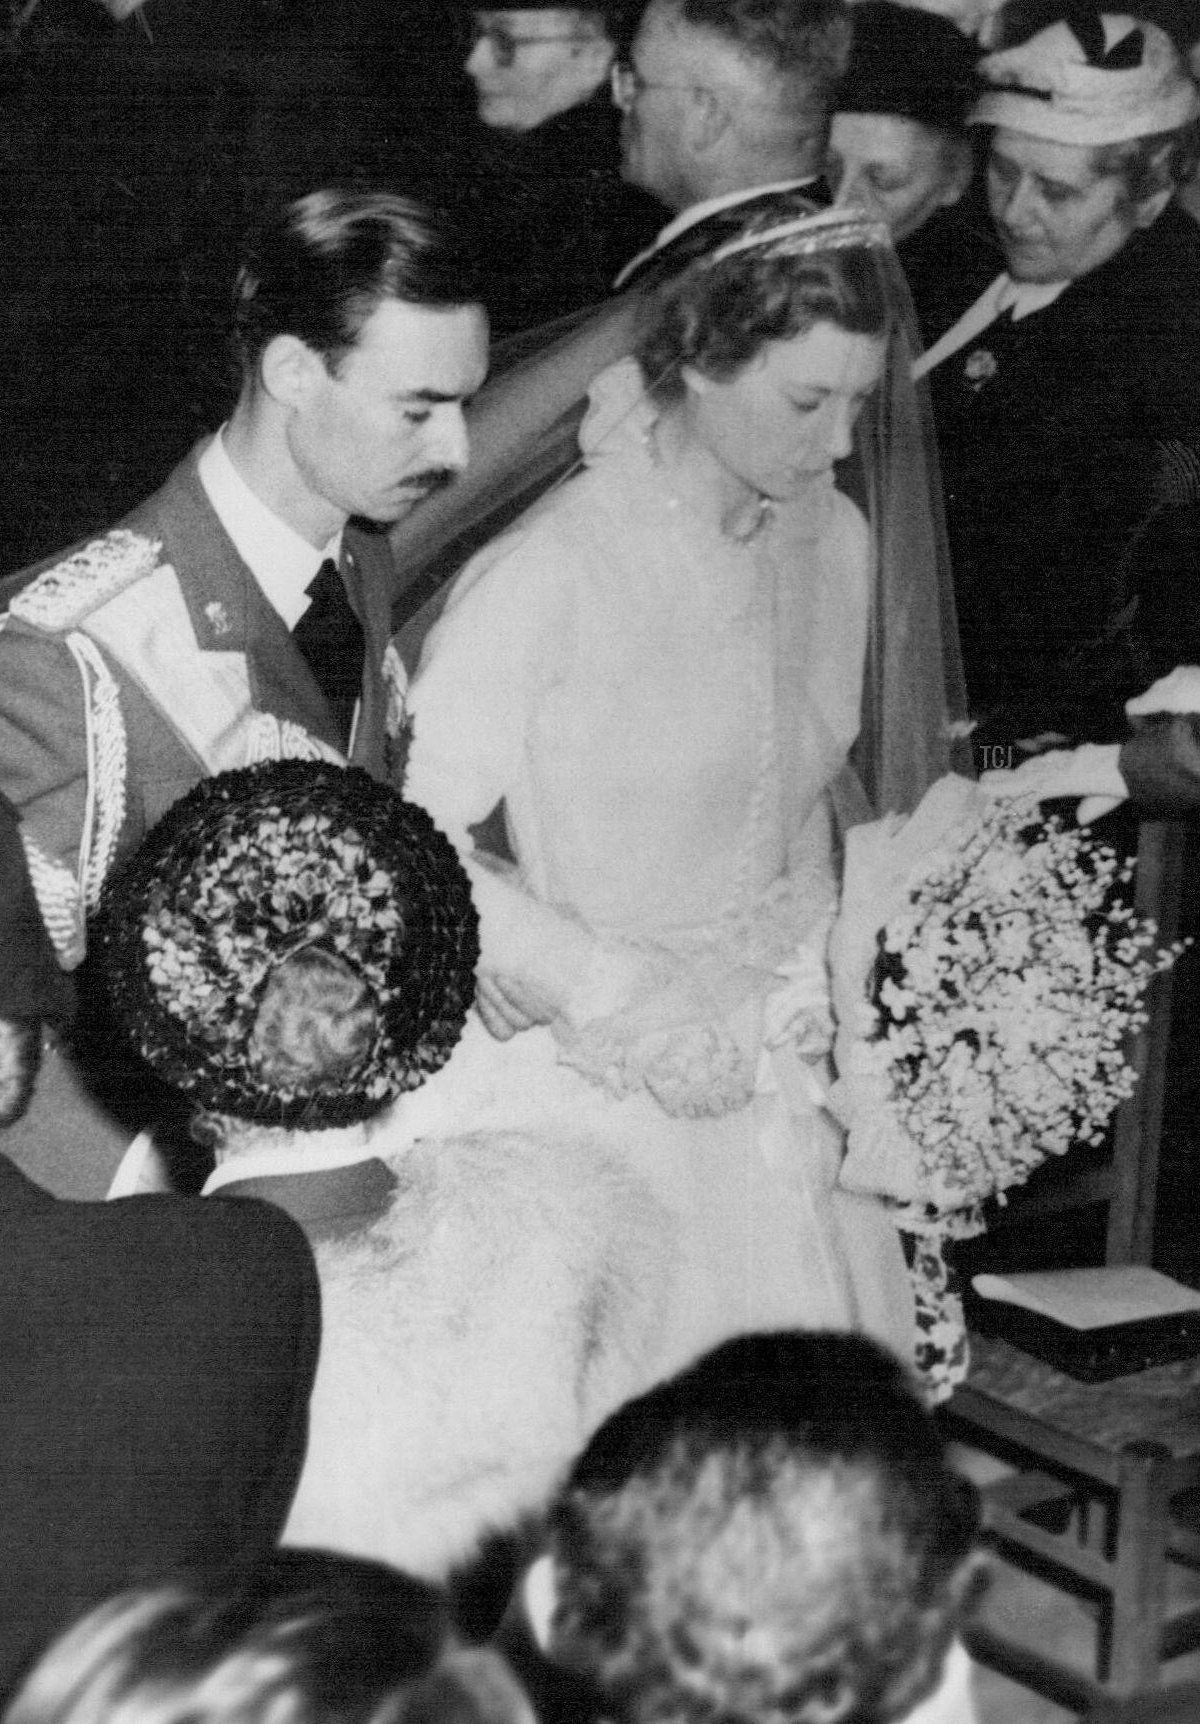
[387,191,972,827]
[851,232,974,816]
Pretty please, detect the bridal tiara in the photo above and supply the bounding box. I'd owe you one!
[706,207,893,268]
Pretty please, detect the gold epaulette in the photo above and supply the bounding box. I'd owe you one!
[7,530,162,632]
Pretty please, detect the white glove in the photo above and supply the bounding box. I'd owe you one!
[979,742,1127,824]
[1126,666,1200,718]
[474,970,558,1040]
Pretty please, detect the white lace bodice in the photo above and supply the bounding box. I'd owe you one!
[405,360,870,942]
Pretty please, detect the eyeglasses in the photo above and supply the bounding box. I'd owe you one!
[610,58,702,103]
[466,24,594,67]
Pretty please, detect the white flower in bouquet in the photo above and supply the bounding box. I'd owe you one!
[829,775,1182,1237]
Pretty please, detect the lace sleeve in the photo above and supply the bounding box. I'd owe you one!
[466,857,761,1118]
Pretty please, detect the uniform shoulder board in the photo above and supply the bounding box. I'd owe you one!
[7,530,162,633]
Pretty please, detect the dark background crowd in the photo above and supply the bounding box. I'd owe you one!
[0,0,467,569]
[3,0,1200,1717]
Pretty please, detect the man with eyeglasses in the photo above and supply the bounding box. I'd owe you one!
[611,0,850,286]
[465,4,619,133]
[388,0,852,642]
[455,2,666,335]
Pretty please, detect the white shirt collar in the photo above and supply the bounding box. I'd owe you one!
[913,272,1070,380]
[201,1121,393,1195]
[197,429,342,630]
[613,177,818,288]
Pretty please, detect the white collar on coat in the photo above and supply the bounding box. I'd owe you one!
[202,1121,391,1194]
[913,272,1070,379]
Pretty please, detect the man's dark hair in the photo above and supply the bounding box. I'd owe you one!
[233,189,480,379]
[546,1331,980,1724]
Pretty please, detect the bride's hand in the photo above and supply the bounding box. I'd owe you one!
[475,970,556,1040]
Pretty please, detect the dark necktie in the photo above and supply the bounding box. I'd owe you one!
[292,557,365,749]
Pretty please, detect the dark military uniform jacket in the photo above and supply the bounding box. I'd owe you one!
[0,442,404,965]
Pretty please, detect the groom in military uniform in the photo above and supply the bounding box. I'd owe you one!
[0,188,487,1196]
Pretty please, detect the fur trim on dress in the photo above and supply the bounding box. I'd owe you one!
[282,1129,676,1579]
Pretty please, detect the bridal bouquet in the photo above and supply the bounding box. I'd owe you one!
[829,775,1179,1240]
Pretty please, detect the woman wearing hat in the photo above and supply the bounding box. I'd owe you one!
[830,1,980,247]
[0,794,321,1695]
[830,1,989,348]
[94,759,672,1585]
[916,8,1200,762]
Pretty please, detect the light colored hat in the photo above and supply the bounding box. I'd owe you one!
[971,13,1199,145]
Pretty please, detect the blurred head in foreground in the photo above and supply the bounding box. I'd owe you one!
[541,1331,982,1724]
[3,1550,533,1724]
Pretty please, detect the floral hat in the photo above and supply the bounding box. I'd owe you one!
[971,12,1198,145]
[94,760,479,1129]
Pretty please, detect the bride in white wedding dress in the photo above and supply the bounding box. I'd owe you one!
[403,198,969,1383]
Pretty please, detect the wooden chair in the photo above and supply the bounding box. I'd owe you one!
[943,819,1200,1722]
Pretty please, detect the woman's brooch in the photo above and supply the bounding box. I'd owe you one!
[963,348,998,393]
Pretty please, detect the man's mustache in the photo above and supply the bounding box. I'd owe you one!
[406,468,460,496]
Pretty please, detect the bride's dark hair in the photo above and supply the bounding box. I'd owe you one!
[636,244,891,405]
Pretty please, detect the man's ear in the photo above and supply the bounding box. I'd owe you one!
[259,333,326,409]
[687,82,733,158]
